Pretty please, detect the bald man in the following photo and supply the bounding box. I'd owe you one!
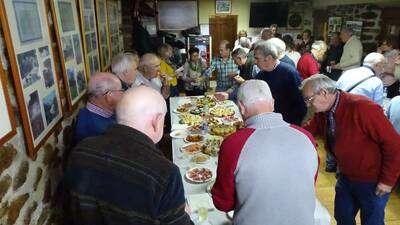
[74,72,124,143]
[135,53,170,98]
[64,86,193,225]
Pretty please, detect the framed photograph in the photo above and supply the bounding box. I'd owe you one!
[216,0,231,14]
[107,0,122,57]
[78,0,100,78]
[0,57,17,146]
[50,0,88,111]
[13,0,43,44]
[346,21,363,39]
[0,0,63,157]
[95,0,111,70]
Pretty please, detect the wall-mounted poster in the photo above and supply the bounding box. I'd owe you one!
[346,21,363,39]
[78,0,100,78]
[0,56,17,146]
[50,0,88,111]
[95,0,111,70]
[0,0,63,157]
[107,0,123,57]
[328,17,342,38]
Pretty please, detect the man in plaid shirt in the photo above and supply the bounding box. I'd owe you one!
[205,40,239,92]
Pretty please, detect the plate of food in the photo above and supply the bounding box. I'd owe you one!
[209,106,235,117]
[181,143,203,154]
[186,167,213,183]
[179,113,202,126]
[189,108,203,115]
[209,124,237,137]
[202,137,223,156]
[191,154,210,164]
[170,130,187,139]
[196,96,217,108]
[188,124,202,132]
[174,103,193,113]
[184,134,204,143]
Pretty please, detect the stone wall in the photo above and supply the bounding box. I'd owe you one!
[327,4,382,53]
[0,14,81,225]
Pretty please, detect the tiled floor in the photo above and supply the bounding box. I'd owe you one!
[315,140,400,225]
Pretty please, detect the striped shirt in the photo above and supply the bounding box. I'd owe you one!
[205,56,238,91]
[86,101,113,118]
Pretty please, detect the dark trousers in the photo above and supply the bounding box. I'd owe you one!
[334,175,390,225]
[185,89,205,96]
[170,85,180,97]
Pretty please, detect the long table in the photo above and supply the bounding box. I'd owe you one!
[170,96,331,225]
[170,96,237,225]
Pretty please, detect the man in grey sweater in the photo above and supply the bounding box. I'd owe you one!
[211,80,319,225]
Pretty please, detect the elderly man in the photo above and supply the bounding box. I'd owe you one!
[136,53,169,98]
[111,52,138,91]
[232,47,254,82]
[297,40,328,79]
[205,40,238,92]
[212,80,318,225]
[267,37,296,68]
[64,86,193,225]
[332,28,363,72]
[302,74,400,225]
[260,28,273,41]
[337,52,385,105]
[74,72,123,143]
[254,41,306,125]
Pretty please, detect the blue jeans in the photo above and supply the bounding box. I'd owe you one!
[334,175,390,225]
[170,85,180,97]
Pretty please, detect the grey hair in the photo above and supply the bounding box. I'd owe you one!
[239,37,251,48]
[300,74,337,94]
[341,27,354,36]
[237,80,273,107]
[363,52,386,67]
[266,38,286,57]
[311,40,327,52]
[232,47,247,58]
[111,53,137,77]
[254,41,278,60]
[139,53,159,70]
[88,74,120,98]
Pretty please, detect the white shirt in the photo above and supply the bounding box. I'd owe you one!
[285,50,301,67]
[134,71,161,93]
[337,66,384,106]
[337,36,363,71]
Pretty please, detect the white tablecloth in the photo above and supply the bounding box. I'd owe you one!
[169,96,331,225]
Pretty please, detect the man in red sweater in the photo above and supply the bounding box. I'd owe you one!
[301,74,400,225]
[297,40,327,80]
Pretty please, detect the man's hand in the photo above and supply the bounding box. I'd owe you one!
[233,75,245,84]
[375,182,392,196]
[214,92,229,101]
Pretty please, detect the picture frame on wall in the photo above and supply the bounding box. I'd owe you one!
[95,0,111,70]
[0,0,63,158]
[0,56,17,146]
[107,0,122,57]
[50,0,88,111]
[78,0,100,78]
[215,0,231,14]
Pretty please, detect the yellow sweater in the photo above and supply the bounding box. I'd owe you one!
[160,60,177,86]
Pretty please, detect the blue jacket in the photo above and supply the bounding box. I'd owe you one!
[74,107,116,143]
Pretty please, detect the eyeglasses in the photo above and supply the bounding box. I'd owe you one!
[303,93,317,104]
[103,89,124,95]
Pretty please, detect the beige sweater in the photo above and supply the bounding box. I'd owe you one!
[337,36,363,71]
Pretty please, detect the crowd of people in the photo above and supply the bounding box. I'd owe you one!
[61,24,400,225]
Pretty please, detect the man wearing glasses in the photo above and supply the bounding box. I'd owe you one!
[74,72,124,143]
[301,74,400,225]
